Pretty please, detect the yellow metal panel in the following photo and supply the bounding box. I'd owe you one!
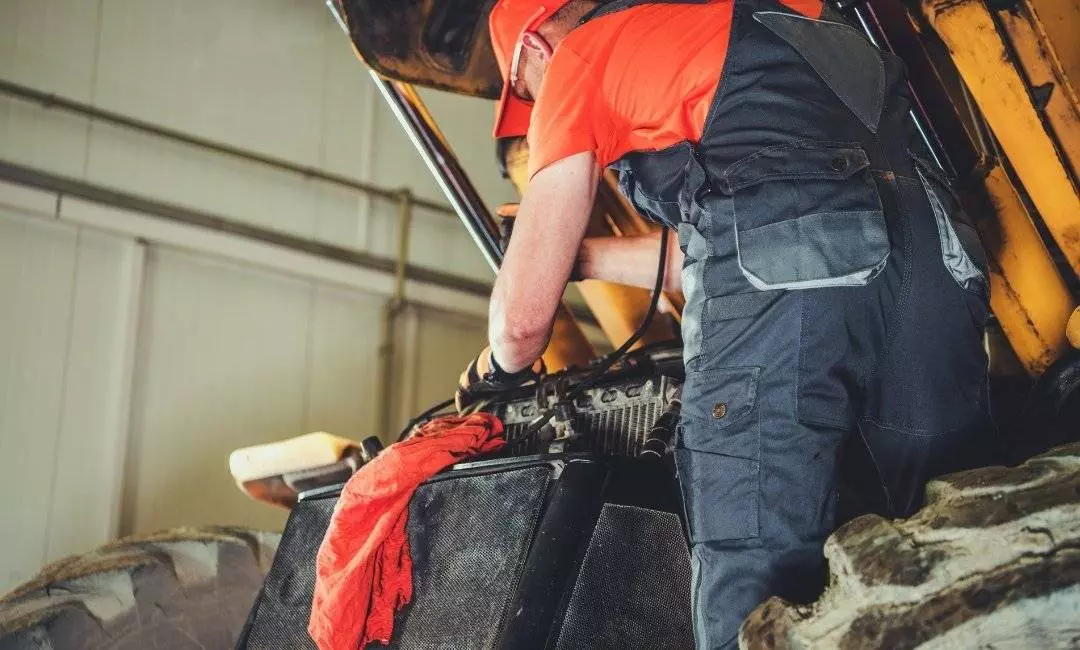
[1068,307,1080,349]
[924,0,1080,278]
[975,165,1074,374]
[996,1,1080,181]
[544,304,598,371]
[1026,0,1080,90]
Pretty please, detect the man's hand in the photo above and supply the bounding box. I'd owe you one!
[456,346,545,412]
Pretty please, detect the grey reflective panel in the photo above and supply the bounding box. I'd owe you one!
[753,11,886,133]
[735,210,889,290]
[915,167,988,294]
[678,221,710,364]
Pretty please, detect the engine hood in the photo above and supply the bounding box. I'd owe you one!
[333,0,502,99]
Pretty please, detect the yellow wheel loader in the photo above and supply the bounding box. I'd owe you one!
[2,0,1078,648]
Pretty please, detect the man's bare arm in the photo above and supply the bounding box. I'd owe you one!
[576,231,682,292]
[489,152,599,372]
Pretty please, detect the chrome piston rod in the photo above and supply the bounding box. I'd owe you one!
[325,0,503,272]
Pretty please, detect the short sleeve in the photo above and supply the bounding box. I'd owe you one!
[527,44,601,179]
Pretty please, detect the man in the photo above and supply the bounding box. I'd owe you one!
[457,0,996,645]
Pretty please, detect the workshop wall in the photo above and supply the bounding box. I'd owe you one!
[0,0,516,592]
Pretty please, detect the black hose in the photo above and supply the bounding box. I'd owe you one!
[396,396,456,442]
[407,227,672,446]
[567,226,671,399]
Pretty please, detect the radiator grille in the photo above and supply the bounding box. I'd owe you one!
[496,375,676,456]
[388,465,552,648]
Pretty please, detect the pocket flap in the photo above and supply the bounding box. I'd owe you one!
[722,143,870,193]
[681,367,760,431]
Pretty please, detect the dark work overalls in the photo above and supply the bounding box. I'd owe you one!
[580,0,997,646]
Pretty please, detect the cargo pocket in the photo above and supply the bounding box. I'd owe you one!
[909,152,989,299]
[675,367,761,543]
[721,141,889,291]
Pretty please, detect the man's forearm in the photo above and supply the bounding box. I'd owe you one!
[576,231,682,292]
[489,152,600,372]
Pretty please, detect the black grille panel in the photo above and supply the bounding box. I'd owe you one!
[388,466,552,648]
[555,504,694,650]
[240,496,334,649]
[239,464,554,650]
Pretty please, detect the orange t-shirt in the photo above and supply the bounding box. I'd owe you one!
[527,0,823,178]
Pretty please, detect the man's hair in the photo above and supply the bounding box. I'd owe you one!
[544,0,601,32]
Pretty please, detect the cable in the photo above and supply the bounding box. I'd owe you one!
[512,227,672,448]
[408,227,672,447]
[566,226,671,399]
[396,396,456,442]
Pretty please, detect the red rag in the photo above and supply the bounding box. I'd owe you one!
[308,413,505,650]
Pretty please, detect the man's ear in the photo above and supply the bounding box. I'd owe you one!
[521,32,553,63]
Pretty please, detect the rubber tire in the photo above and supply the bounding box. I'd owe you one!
[0,527,280,650]
[740,442,1080,649]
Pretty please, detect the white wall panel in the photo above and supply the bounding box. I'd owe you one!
[122,248,309,535]
[0,213,135,587]
[44,230,140,564]
[305,285,384,440]
[0,97,90,179]
[84,119,324,240]
[387,304,489,435]
[91,0,328,167]
[0,0,101,99]
[0,211,77,590]
[0,0,511,594]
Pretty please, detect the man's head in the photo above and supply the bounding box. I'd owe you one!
[489,0,597,138]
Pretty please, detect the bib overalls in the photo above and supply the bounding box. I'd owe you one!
[583,0,997,645]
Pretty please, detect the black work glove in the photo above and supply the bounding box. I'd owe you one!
[456,346,545,412]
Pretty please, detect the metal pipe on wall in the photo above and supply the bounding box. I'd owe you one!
[0,77,457,218]
[376,191,414,438]
[0,159,488,297]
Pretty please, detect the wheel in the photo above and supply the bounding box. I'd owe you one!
[0,527,279,650]
[740,442,1080,649]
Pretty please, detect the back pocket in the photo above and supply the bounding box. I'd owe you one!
[721,141,889,291]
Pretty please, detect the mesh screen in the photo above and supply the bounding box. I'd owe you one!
[239,495,335,649]
[388,465,552,649]
[241,464,552,650]
[555,504,694,650]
